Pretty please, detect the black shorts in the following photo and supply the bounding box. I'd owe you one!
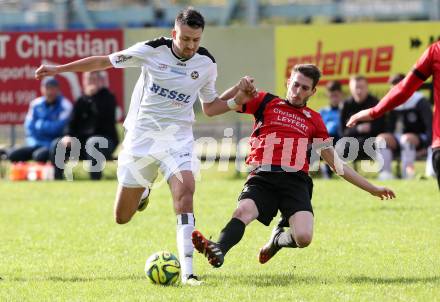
[237,170,314,226]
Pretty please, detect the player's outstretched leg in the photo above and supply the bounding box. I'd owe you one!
[259,218,284,264]
[192,230,224,268]
[169,171,203,285]
[114,185,146,224]
[259,211,313,264]
[192,199,255,268]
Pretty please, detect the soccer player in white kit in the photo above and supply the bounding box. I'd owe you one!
[35,7,256,285]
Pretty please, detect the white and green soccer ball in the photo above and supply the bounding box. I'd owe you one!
[144,251,181,285]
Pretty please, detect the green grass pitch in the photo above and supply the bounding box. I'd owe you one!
[0,166,439,301]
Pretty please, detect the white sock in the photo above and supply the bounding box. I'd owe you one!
[426,147,436,177]
[380,148,393,173]
[176,213,195,281]
[401,143,416,178]
[140,187,150,202]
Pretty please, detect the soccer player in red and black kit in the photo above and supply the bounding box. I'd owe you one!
[347,41,440,189]
[191,64,395,268]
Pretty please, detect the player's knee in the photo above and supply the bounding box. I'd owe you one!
[114,211,131,224]
[232,206,246,220]
[294,232,313,248]
[115,216,130,225]
[232,203,256,225]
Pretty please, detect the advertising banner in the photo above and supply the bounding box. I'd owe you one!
[0,30,124,125]
[275,22,440,108]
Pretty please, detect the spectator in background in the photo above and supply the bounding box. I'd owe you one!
[51,71,119,180]
[321,80,343,140]
[338,75,385,160]
[346,41,440,190]
[153,8,171,28]
[318,80,344,178]
[375,74,432,180]
[143,7,171,28]
[8,77,72,163]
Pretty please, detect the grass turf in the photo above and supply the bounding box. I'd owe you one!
[0,166,439,301]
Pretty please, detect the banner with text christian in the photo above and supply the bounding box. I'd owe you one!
[0,30,124,125]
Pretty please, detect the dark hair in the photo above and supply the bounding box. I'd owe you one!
[350,75,367,83]
[326,80,342,92]
[292,64,321,88]
[175,7,205,30]
[388,73,405,85]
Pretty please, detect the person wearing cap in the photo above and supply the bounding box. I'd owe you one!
[374,73,432,180]
[8,77,72,163]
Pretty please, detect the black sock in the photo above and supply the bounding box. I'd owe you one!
[275,230,298,248]
[432,148,440,190]
[217,218,246,255]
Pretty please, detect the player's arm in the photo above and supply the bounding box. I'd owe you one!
[346,74,425,128]
[35,56,112,80]
[36,40,153,80]
[201,76,257,117]
[347,43,435,128]
[320,147,395,200]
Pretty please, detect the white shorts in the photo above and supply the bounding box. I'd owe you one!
[117,146,200,188]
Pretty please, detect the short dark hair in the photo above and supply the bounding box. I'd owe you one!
[175,7,205,30]
[326,80,342,92]
[292,64,321,88]
[350,75,367,83]
[388,73,405,85]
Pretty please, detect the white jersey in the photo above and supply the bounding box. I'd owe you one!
[108,37,218,156]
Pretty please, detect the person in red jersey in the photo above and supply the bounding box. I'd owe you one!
[347,42,440,189]
[191,64,395,268]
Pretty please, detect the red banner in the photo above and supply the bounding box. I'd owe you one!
[0,30,124,125]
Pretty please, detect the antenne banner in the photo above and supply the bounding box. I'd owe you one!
[0,30,124,125]
[275,22,440,109]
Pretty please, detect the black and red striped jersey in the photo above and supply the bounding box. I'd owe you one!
[239,91,331,173]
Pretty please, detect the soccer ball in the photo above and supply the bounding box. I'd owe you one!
[144,251,181,285]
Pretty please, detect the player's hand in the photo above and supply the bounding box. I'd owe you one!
[370,186,395,200]
[237,76,258,98]
[234,90,253,105]
[346,109,373,128]
[35,65,58,80]
[60,136,73,148]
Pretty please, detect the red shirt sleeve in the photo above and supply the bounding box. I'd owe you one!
[414,41,435,78]
[312,113,332,149]
[314,116,330,139]
[370,42,436,118]
[237,91,266,115]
